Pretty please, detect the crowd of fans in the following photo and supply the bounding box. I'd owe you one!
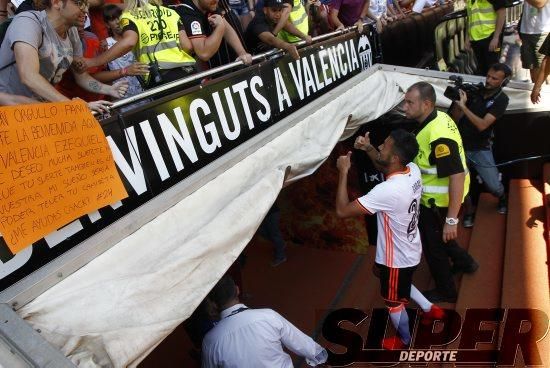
[0,0,453,111]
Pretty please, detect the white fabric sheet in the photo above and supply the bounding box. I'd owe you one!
[16,68,547,367]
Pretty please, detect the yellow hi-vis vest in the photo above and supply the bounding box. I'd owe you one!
[121,6,195,79]
[466,0,497,41]
[278,0,309,43]
[414,111,470,208]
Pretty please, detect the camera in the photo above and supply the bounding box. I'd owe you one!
[443,75,484,101]
[148,61,163,87]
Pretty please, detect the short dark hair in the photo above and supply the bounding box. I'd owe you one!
[489,62,512,78]
[389,129,419,165]
[408,82,436,105]
[103,4,123,21]
[208,275,238,307]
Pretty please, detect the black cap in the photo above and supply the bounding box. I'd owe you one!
[264,0,285,8]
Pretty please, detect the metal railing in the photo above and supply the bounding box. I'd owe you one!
[108,26,364,112]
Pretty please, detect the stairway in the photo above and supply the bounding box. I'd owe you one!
[455,165,550,367]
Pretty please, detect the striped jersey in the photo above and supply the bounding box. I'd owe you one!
[356,163,423,268]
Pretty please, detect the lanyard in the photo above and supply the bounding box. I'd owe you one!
[224,307,249,319]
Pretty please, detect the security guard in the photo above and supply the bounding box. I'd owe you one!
[403,82,478,303]
[85,0,196,89]
[277,0,309,43]
[466,0,506,75]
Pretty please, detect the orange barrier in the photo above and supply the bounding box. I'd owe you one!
[501,179,549,367]
[456,194,506,309]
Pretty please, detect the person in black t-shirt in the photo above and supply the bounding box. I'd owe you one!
[450,62,510,227]
[244,0,299,59]
[171,0,252,68]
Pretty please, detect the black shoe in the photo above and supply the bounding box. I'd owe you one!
[463,214,474,228]
[452,259,479,274]
[423,289,457,303]
[498,196,507,215]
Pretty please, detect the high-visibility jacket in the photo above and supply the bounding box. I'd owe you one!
[278,0,308,43]
[121,5,195,82]
[414,111,470,208]
[466,0,497,41]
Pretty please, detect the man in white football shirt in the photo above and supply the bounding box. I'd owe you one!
[336,129,443,350]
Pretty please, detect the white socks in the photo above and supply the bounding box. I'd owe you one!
[410,284,433,312]
[389,304,411,345]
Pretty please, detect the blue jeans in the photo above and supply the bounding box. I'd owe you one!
[259,209,286,260]
[466,149,505,200]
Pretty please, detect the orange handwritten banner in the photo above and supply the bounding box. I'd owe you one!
[0,100,128,254]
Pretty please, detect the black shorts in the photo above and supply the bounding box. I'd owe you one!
[375,263,417,303]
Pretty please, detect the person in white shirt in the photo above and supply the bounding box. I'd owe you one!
[201,275,328,368]
[519,0,550,82]
[411,0,437,13]
[335,129,444,350]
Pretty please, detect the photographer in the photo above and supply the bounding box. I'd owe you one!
[450,63,510,227]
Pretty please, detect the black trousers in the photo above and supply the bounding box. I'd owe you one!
[470,34,500,76]
[419,205,474,295]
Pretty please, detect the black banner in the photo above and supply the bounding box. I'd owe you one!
[0,30,380,293]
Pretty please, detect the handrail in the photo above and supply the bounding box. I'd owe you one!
[107,26,363,111]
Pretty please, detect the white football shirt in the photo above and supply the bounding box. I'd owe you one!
[357,163,423,268]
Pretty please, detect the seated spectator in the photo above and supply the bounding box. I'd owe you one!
[202,275,328,368]
[0,0,127,113]
[244,0,299,59]
[171,0,252,68]
[411,0,436,13]
[84,0,196,90]
[100,4,145,99]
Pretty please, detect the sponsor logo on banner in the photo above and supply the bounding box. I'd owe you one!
[322,308,550,367]
[0,32,381,295]
[357,35,372,71]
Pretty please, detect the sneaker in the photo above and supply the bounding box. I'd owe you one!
[382,336,409,350]
[271,257,287,267]
[423,289,457,303]
[463,214,474,228]
[421,305,445,325]
[498,196,507,215]
[452,259,479,274]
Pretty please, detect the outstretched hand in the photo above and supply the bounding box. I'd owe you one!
[354,132,372,151]
[336,151,352,172]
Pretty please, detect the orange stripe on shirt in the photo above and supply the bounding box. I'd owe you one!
[355,199,374,215]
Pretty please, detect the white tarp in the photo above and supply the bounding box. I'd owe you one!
[16,67,547,367]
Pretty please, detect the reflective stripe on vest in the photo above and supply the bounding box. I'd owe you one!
[413,111,470,208]
[121,5,195,82]
[278,0,308,43]
[467,0,497,41]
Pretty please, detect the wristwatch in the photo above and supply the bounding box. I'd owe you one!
[445,217,459,226]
